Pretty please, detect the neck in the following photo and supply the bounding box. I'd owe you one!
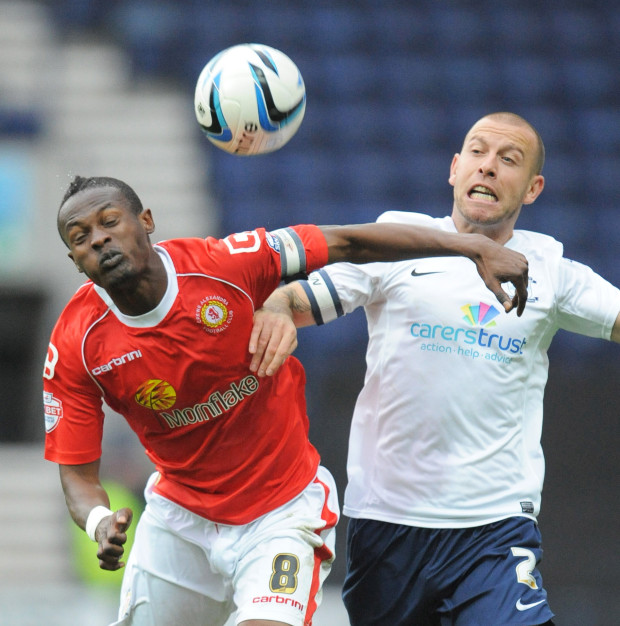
[108,251,168,316]
[451,212,517,245]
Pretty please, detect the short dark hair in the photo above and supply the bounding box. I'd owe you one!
[59,175,143,215]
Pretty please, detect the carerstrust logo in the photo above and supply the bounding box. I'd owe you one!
[410,302,527,357]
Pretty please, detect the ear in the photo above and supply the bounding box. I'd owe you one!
[68,252,83,273]
[448,153,459,187]
[522,174,545,205]
[139,208,155,235]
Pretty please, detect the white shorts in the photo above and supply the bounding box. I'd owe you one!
[111,466,339,626]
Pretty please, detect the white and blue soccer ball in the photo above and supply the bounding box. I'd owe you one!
[195,43,306,156]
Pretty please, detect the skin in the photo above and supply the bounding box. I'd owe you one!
[449,114,545,244]
[60,187,167,315]
[56,183,532,626]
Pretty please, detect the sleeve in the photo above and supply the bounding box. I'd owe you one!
[555,257,620,339]
[269,224,329,277]
[214,224,329,308]
[43,324,105,465]
[301,261,386,325]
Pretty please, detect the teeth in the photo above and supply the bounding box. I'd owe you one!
[470,186,497,201]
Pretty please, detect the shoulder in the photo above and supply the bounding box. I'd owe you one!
[52,282,109,344]
[156,237,212,266]
[156,232,278,263]
[510,229,564,260]
[376,211,453,231]
[155,236,248,275]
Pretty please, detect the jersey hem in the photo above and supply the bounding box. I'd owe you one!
[342,507,537,529]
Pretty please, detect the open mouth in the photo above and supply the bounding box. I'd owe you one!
[469,185,498,202]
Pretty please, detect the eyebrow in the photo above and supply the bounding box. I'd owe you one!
[466,135,525,158]
[63,202,116,233]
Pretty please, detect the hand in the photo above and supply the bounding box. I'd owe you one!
[473,237,529,316]
[249,306,298,377]
[94,507,133,571]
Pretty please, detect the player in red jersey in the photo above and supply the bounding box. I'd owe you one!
[44,175,529,626]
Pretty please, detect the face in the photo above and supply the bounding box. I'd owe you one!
[59,186,155,291]
[448,117,544,239]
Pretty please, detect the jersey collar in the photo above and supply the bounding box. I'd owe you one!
[93,245,179,327]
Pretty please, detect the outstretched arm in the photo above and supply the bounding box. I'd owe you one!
[59,461,133,571]
[250,224,530,376]
[319,223,529,314]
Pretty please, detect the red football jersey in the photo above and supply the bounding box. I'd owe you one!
[43,225,328,524]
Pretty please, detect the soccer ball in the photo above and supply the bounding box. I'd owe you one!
[195,43,306,156]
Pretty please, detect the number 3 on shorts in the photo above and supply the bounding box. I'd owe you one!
[510,547,538,589]
[269,553,300,593]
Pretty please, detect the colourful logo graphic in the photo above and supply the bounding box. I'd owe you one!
[196,295,233,333]
[135,379,177,410]
[461,302,500,327]
[43,391,63,432]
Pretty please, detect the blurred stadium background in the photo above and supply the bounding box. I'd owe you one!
[0,1,618,624]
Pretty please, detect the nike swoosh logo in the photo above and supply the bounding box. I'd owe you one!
[411,269,444,277]
[516,598,545,611]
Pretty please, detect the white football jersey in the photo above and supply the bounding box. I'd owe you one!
[314,211,620,528]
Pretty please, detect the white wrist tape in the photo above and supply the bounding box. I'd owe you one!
[85,505,113,542]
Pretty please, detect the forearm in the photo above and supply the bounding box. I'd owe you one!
[320,223,489,264]
[264,282,316,327]
[59,461,110,530]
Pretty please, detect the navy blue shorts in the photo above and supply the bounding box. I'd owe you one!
[343,516,555,626]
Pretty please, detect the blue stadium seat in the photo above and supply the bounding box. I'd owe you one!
[585,156,620,204]
[576,108,620,154]
[310,54,379,102]
[106,2,187,77]
[303,8,371,53]
[367,7,433,54]
[559,59,617,106]
[549,10,609,56]
[379,55,446,105]
[427,6,490,54]
[488,6,551,54]
[516,106,576,154]
[439,58,499,105]
[497,58,563,105]
[538,152,585,204]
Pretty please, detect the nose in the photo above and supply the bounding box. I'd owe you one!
[90,225,110,248]
[478,155,496,178]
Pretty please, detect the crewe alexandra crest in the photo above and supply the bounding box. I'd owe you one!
[195,295,233,334]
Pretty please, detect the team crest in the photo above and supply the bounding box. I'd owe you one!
[196,295,233,333]
[135,379,177,410]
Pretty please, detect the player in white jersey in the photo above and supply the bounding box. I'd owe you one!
[250,112,620,625]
